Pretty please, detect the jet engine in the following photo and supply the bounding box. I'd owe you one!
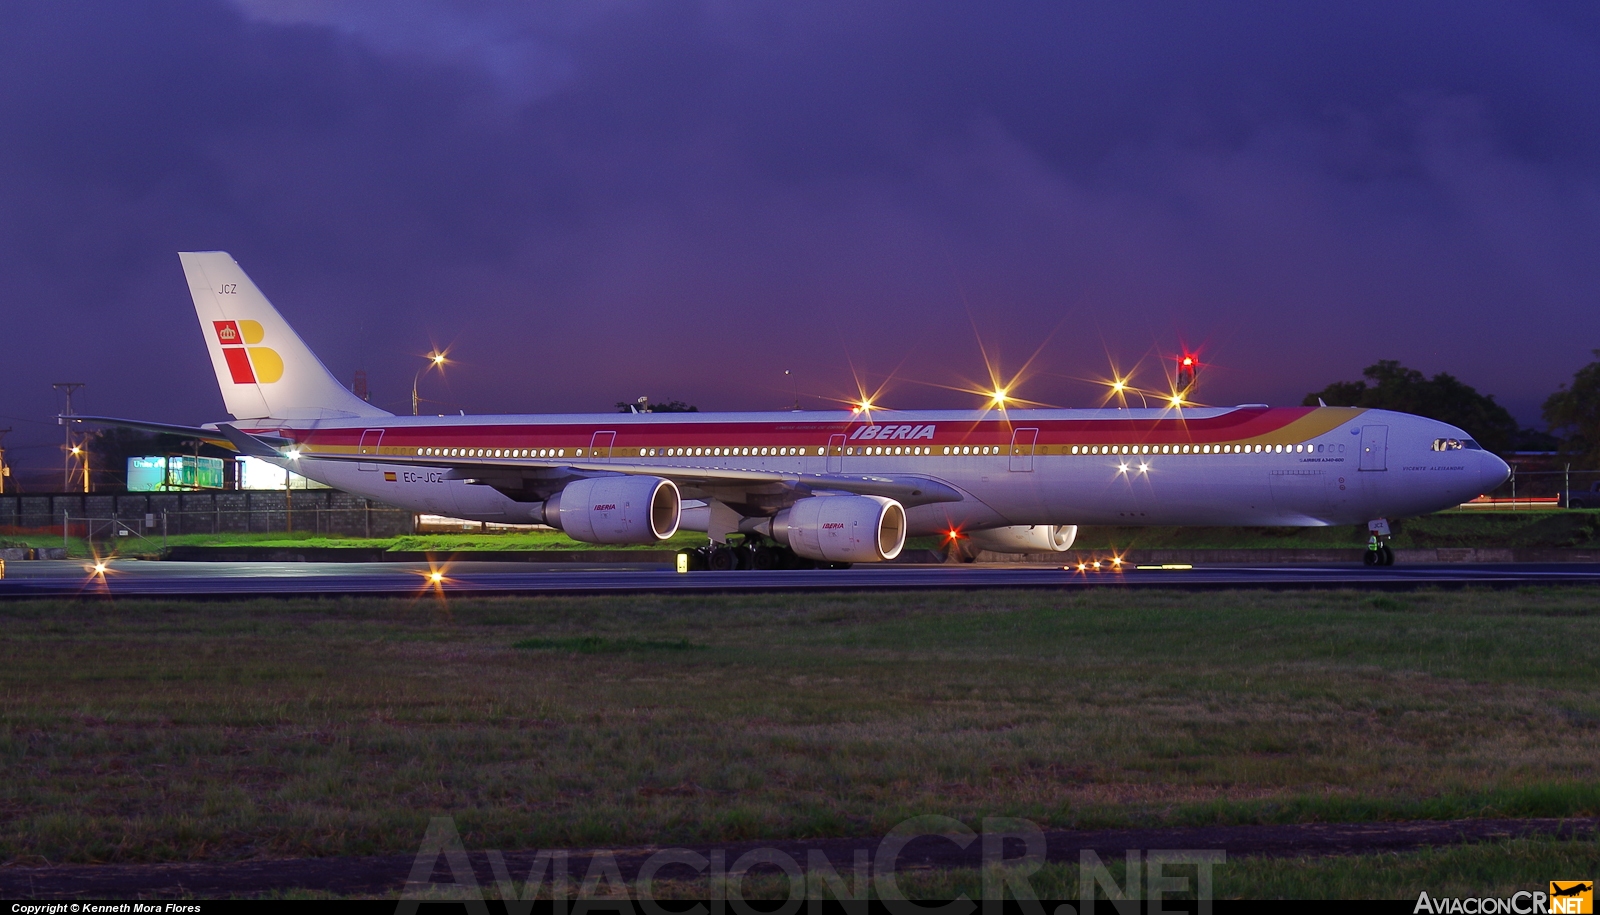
[965,524,1077,554]
[764,495,906,563]
[539,476,680,544]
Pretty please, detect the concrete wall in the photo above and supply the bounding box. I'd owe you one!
[0,491,414,538]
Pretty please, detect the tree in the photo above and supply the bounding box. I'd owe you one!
[1543,350,1600,469]
[1303,360,1521,454]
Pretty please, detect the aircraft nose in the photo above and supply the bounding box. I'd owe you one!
[1479,452,1511,495]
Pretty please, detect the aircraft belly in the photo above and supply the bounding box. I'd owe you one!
[993,457,1304,526]
[904,501,1008,537]
[292,457,471,518]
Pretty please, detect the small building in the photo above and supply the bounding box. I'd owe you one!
[126,455,226,492]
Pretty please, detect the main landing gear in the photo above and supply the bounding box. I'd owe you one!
[679,537,851,571]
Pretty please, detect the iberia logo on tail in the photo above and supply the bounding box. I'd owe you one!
[213,320,283,384]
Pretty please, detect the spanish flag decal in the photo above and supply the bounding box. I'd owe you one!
[384,472,397,482]
[213,320,282,384]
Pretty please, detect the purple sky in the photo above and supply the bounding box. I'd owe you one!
[3,0,1599,485]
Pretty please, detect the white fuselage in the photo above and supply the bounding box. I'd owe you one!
[251,404,1510,536]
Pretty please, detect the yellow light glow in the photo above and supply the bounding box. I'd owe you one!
[1168,394,1184,408]
[70,446,82,455]
[991,388,1008,406]
[429,571,444,583]
[92,562,106,575]
[1111,380,1125,393]
[431,352,447,365]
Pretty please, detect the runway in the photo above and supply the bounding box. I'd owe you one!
[4,558,1600,597]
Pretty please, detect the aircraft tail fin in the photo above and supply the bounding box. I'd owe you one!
[179,252,390,422]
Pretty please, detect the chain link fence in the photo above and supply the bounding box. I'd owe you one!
[1,490,415,543]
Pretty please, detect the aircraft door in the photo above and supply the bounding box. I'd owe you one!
[1009,428,1038,472]
[589,430,616,461]
[827,434,845,473]
[358,430,384,471]
[1359,425,1388,471]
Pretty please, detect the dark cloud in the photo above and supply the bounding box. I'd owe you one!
[2,0,1598,483]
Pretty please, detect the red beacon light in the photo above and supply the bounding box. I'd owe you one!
[1176,352,1199,394]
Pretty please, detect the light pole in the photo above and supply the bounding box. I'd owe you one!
[412,352,447,416]
[54,382,86,492]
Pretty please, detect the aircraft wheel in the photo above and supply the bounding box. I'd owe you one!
[1380,545,1395,566]
[752,546,780,570]
[1363,550,1380,567]
[708,547,739,571]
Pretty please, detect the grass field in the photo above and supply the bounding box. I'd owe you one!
[1,528,712,559]
[3,586,1598,890]
[691,837,1600,901]
[8,508,1599,559]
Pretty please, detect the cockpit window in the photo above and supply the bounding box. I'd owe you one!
[1432,438,1484,451]
[1462,439,1483,450]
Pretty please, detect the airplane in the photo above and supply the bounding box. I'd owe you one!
[69,251,1511,570]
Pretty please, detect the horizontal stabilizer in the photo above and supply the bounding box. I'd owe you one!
[216,423,290,459]
[65,415,293,451]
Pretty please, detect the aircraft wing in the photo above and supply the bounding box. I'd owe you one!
[227,427,964,508]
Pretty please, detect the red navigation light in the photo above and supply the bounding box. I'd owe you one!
[1181,356,1194,367]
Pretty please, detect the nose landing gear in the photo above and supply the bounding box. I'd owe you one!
[1365,518,1396,567]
